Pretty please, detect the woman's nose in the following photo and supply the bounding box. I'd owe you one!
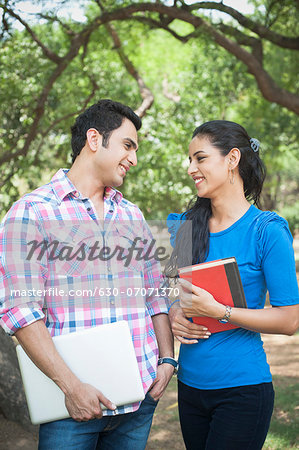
[188,161,197,175]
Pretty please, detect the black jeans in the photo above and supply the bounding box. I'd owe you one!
[178,380,274,450]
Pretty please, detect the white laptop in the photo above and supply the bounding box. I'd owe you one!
[16,321,145,425]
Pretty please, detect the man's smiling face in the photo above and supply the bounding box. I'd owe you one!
[94,118,138,188]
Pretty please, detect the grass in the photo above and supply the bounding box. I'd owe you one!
[264,376,299,449]
[147,375,299,450]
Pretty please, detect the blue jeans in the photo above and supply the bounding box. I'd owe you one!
[38,393,158,450]
[178,380,274,450]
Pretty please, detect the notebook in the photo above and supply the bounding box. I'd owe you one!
[178,257,247,333]
[16,321,145,425]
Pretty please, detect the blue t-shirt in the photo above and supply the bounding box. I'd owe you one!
[167,205,299,389]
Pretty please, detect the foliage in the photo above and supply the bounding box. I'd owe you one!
[0,0,298,222]
[281,202,299,238]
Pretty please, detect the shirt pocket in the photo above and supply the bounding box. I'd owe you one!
[109,224,144,274]
[46,225,97,277]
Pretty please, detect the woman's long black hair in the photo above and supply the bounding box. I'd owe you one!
[165,120,266,277]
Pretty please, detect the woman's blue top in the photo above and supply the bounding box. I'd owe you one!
[167,205,299,389]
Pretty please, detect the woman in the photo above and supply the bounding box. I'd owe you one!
[166,120,299,450]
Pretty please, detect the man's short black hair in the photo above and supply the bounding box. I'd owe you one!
[71,99,142,162]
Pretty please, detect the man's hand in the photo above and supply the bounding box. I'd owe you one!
[15,321,117,422]
[150,313,175,400]
[64,381,116,422]
[168,303,211,344]
[148,363,174,401]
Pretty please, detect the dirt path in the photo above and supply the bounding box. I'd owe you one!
[147,334,299,449]
[0,333,298,450]
[262,334,299,377]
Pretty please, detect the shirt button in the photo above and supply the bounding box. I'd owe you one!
[73,191,80,198]
[109,209,113,213]
[87,207,91,212]
[110,300,115,305]
[107,267,111,272]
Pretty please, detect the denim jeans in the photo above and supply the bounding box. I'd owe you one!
[178,380,274,450]
[38,392,158,450]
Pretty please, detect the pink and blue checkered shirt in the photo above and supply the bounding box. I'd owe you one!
[0,169,169,415]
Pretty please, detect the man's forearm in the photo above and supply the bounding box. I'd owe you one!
[148,313,175,400]
[15,319,80,394]
[15,319,116,420]
[151,313,174,358]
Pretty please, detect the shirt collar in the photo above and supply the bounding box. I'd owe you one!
[51,169,123,205]
[104,186,123,204]
[51,169,77,204]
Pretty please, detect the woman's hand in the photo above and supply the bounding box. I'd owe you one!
[178,279,299,336]
[168,302,211,344]
[178,278,225,319]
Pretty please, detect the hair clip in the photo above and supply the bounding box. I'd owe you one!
[249,138,260,152]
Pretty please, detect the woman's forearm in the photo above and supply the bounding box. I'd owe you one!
[227,304,299,335]
[179,279,299,336]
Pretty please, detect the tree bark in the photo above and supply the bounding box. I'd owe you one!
[93,3,299,114]
[188,1,299,49]
[0,328,36,432]
[0,1,298,173]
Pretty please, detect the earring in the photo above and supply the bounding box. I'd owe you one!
[229,169,235,185]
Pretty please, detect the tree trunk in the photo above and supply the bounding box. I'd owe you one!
[0,328,37,432]
[260,189,277,211]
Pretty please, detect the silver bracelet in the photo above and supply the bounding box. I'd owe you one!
[218,305,232,323]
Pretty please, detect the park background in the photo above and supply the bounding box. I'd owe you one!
[0,0,298,448]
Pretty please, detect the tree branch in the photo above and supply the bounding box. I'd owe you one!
[1,0,298,172]
[94,0,154,118]
[37,13,76,36]
[132,15,192,42]
[217,23,263,63]
[0,0,11,39]
[30,77,99,168]
[88,3,298,114]
[105,23,154,118]
[0,165,18,189]
[0,29,93,167]
[203,22,299,114]
[162,77,180,102]
[0,4,63,63]
[40,77,99,138]
[136,15,263,62]
[264,0,282,28]
[188,1,299,50]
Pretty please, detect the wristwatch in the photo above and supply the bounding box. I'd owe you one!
[218,305,232,323]
[158,357,179,375]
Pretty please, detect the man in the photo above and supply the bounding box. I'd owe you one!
[0,99,176,449]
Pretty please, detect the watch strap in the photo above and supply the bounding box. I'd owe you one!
[158,357,179,374]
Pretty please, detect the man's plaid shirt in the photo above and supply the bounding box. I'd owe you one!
[0,169,169,415]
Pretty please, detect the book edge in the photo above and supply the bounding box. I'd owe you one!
[178,257,236,274]
[226,263,247,308]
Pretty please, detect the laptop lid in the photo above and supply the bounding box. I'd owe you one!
[16,321,145,425]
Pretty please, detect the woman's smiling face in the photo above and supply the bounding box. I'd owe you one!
[188,135,231,199]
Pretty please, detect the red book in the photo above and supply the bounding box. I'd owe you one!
[178,257,247,333]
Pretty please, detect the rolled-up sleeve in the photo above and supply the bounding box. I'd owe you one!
[0,201,48,335]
